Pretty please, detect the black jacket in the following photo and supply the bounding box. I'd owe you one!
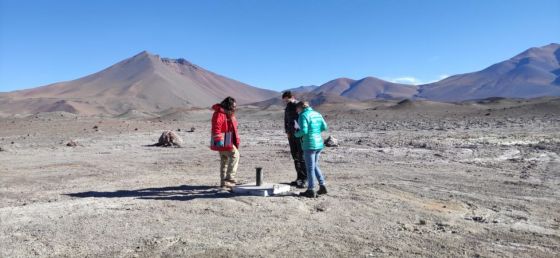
[284,101,299,134]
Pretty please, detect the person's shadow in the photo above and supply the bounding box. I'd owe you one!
[64,185,234,201]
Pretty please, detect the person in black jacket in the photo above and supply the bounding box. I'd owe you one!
[282,91,307,188]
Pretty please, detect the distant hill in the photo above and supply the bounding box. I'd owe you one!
[248,91,351,109]
[416,43,560,101]
[284,85,319,93]
[252,76,416,107]
[0,51,277,115]
[311,77,417,100]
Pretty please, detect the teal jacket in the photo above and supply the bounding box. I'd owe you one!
[294,107,328,150]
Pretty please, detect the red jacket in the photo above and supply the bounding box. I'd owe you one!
[210,104,240,151]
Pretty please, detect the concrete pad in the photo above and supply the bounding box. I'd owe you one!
[232,183,291,197]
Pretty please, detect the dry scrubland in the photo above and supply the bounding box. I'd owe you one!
[1,98,559,257]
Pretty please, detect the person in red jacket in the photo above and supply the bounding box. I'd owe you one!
[210,97,240,188]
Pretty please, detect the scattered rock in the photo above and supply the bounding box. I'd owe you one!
[325,136,339,147]
[134,128,138,131]
[66,140,78,147]
[151,130,183,147]
[472,216,486,223]
[414,214,428,226]
[410,141,428,148]
[532,142,548,150]
[399,223,414,231]
[188,127,196,133]
[434,222,448,232]
[0,147,4,152]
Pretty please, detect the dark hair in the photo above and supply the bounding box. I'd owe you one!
[220,96,236,111]
[282,91,293,99]
[296,101,309,110]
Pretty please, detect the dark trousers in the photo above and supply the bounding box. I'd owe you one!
[288,134,307,181]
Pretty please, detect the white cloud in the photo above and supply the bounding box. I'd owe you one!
[386,74,450,85]
[390,76,423,85]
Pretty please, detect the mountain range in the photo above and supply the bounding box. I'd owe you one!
[417,43,560,101]
[296,43,560,104]
[0,43,558,115]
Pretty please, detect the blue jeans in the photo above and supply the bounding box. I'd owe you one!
[304,149,325,190]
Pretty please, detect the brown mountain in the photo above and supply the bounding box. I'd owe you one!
[248,91,352,109]
[249,76,414,108]
[0,51,277,115]
[416,43,560,101]
[285,85,319,93]
[311,77,418,100]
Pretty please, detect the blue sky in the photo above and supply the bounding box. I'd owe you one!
[1,0,559,92]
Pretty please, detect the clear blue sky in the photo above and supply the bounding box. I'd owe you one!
[1,0,559,92]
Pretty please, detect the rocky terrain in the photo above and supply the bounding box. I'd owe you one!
[1,98,559,257]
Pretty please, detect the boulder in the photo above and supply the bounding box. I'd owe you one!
[153,130,183,147]
[325,136,339,147]
[66,140,79,147]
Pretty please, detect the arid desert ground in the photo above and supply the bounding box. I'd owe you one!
[1,98,559,257]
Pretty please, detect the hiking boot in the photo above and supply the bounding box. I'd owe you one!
[295,179,306,189]
[225,178,237,185]
[317,185,328,195]
[299,189,317,198]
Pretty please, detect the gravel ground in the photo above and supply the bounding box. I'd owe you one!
[1,100,559,257]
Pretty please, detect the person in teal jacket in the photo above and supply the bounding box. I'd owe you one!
[294,101,328,198]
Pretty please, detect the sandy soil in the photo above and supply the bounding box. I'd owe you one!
[1,100,559,257]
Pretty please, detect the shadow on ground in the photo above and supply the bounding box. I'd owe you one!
[64,185,236,201]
